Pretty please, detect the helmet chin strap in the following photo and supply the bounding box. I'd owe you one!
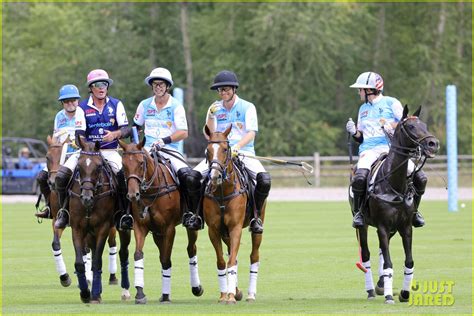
[364,88,377,104]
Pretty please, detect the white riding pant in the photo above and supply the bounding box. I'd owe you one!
[145,147,189,174]
[62,149,122,174]
[357,145,415,174]
[194,151,266,181]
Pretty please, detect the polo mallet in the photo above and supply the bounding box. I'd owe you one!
[348,118,367,273]
[238,154,314,174]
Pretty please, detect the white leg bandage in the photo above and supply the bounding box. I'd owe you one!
[402,266,414,291]
[162,267,172,295]
[52,249,67,276]
[248,262,260,296]
[84,253,92,282]
[108,246,117,274]
[383,268,394,297]
[227,265,237,295]
[134,259,144,288]
[217,268,228,293]
[378,249,384,277]
[362,260,374,291]
[189,256,201,287]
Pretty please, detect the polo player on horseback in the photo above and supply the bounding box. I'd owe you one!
[183,70,271,234]
[132,67,195,214]
[54,69,132,230]
[35,84,80,219]
[346,71,426,228]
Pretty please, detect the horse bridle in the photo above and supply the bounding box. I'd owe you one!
[390,117,435,157]
[46,143,64,177]
[79,151,105,194]
[207,140,232,181]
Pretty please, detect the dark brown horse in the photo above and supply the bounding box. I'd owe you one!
[353,106,439,304]
[69,137,131,303]
[43,135,122,288]
[119,139,203,304]
[203,125,265,304]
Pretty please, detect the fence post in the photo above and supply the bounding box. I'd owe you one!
[446,85,458,212]
[313,152,320,187]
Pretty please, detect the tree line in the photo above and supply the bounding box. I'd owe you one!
[3,2,471,157]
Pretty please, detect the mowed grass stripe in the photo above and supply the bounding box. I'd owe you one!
[2,201,471,314]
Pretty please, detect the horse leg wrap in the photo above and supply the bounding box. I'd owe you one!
[248,262,260,296]
[84,253,92,283]
[75,262,88,291]
[52,249,67,276]
[254,172,271,215]
[383,268,394,297]
[134,259,145,288]
[227,265,237,295]
[162,267,172,295]
[109,246,117,274]
[378,249,384,278]
[362,260,374,291]
[92,269,103,298]
[402,266,414,292]
[189,256,201,287]
[217,268,228,294]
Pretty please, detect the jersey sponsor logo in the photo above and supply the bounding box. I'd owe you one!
[217,113,227,120]
[236,122,243,129]
[110,118,115,125]
[146,109,156,116]
[58,118,67,126]
[166,121,172,128]
[360,110,368,118]
[89,122,113,129]
[108,106,114,115]
[166,109,171,118]
[236,111,241,118]
[85,109,96,116]
[134,113,140,120]
[75,121,82,127]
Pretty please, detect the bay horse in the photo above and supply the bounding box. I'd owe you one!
[203,124,264,304]
[352,105,439,304]
[43,135,122,288]
[69,137,131,303]
[119,139,204,304]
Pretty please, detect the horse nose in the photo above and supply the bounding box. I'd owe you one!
[127,192,140,202]
[427,138,440,153]
[81,194,94,208]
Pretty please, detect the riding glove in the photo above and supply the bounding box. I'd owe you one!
[153,138,165,150]
[208,102,221,119]
[346,119,357,135]
[231,144,240,158]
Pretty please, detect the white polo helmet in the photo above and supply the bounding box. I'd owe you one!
[350,72,384,91]
[145,67,173,86]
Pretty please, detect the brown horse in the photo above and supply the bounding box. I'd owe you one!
[119,139,203,304]
[43,135,122,288]
[203,125,264,304]
[69,137,131,303]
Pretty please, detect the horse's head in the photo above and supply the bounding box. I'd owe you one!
[393,105,440,158]
[119,137,149,202]
[205,124,232,188]
[46,135,69,188]
[77,136,104,208]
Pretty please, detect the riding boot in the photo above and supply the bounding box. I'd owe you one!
[183,170,203,230]
[54,167,73,229]
[116,169,133,231]
[250,172,271,234]
[351,168,369,228]
[178,167,193,223]
[35,170,52,219]
[412,171,427,228]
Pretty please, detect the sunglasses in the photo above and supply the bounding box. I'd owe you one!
[152,81,167,88]
[217,86,232,93]
[90,81,109,89]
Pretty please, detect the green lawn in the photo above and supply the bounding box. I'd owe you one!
[2,201,472,314]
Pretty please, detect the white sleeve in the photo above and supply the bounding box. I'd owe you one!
[391,99,404,122]
[75,107,86,132]
[133,101,145,126]
[174,104,188,130]
[245,104,258,132]
[116,101,129,126]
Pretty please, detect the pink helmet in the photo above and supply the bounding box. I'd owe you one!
[86,69,113,87]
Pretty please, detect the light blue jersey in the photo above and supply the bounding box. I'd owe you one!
[211,96,258,155]
[357,95,403,154]
[53,109,76,153]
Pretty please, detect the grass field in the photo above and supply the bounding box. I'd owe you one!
[2,201,472,315]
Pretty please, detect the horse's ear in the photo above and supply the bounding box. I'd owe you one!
[78,135,87,150]
[138,136,146,149]
[47,135,52,146]
[223,124,232,138]
[118,139,127,150]
[402,104,409,120]
[413,105,422,117]
[204,124,211,138]
[94,141,101,152]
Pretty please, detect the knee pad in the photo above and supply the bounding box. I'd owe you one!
[352,169,369,193]
[177,167,193,183]
[413,171,427,194]
[186,170,202,191]
[256,172,271,194]
[37,169,49,184]
[56,166,73,190]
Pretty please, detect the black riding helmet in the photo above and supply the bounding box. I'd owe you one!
[210,70,239,90]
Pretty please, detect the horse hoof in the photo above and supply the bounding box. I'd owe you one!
[367,289,376,299]
[80,289,91,303]
[226,298,237,305]
[384,295,395,304]
[375,285,384,296]
[192,285,204,297]
[121,289,131,301]
[109,274,118,285]
[135,296,147,304]
[60,273,72,287]
[218,298,227,304]
[235,289,243,301]
[90,296,102,304]
[399,290,410,302]
[159,294,171,304]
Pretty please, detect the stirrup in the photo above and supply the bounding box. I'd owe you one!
[35,205,51,220]
[54,208,70,229]
[182,211,194,226]
[352,211,364,228]
[249,218,263,234]
[118,214,134,231]
[183,214,203,231]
